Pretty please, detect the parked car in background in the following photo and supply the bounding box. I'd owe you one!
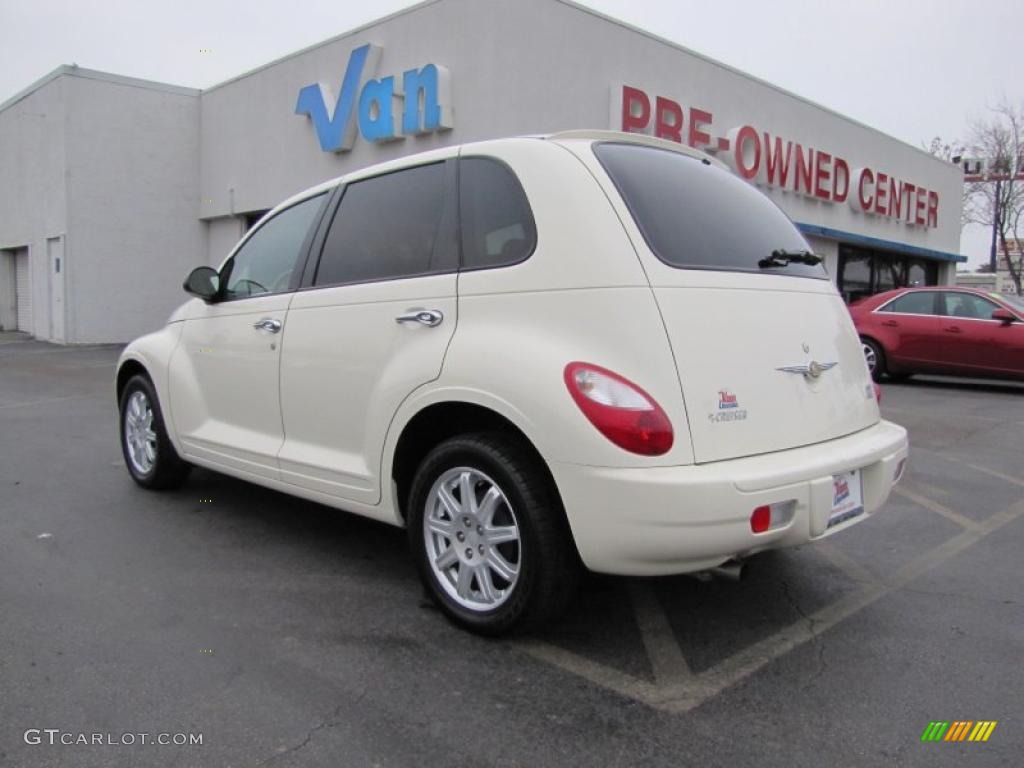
[115,131,907,635]
[850,287,1024,381]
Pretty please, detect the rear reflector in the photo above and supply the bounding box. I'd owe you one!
[564,362,673,456]
[750,500,797,533]
[873,382,882,404]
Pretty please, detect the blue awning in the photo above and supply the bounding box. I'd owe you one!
[795,222,967,263]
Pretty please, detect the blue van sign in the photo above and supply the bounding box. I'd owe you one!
[295,44,453,153]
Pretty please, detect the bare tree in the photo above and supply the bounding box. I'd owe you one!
[961,103,1024,294]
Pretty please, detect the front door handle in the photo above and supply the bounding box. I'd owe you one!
[395,309,443,327]
[944,325,962,334]
[253,317,282,333]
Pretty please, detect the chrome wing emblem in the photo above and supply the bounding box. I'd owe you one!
[776,360,838,379]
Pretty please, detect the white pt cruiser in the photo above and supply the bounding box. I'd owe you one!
[117,131,908,635]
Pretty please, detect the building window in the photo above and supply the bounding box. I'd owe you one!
[838,245,938,303]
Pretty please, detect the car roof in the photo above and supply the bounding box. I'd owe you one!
[856,285,1015,311]
[266,130,725,219]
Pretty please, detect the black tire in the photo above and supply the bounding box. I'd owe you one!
[118,373,191,489]
[862,338,886,382]
[407,432,579,636]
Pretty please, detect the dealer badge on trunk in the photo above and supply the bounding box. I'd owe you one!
[709,389,748,423]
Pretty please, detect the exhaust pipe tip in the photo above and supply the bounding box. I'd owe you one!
[707,560,745,582]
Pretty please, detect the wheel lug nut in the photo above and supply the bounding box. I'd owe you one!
[456,531,465,542]
[464,517,471,528]
[478,545,484,555]
[477,525,483,535]
[465,548,473,559]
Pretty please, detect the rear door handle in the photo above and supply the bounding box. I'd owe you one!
[881,320,899,327]
[395,309,443,327]
[944,325,962,334]
[253,317,282,333]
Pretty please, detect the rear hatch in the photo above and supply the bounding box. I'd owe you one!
[589,140,878,464]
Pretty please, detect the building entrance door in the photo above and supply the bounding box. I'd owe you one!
[14,247,32,333]
[47,237,66,342]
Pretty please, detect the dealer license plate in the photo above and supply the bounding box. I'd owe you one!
[829,469,864,527]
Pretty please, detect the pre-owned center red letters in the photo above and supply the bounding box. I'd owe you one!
[619,85,939,228]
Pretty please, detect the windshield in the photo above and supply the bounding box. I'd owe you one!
[594,142,827,279]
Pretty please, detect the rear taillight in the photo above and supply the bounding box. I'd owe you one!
[563,362,673,456]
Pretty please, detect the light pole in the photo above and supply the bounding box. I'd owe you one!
[988,178,1001,273]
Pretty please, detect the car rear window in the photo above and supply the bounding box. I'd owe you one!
[593,142,826,279]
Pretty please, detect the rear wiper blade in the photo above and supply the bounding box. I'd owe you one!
[758,249,822,268]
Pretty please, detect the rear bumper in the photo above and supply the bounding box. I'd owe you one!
[550,420,908,576]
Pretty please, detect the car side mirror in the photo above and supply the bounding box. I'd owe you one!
[991,308,1017,325]
[183,266,220,302]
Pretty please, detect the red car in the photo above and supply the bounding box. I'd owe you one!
[849,287,1024,382]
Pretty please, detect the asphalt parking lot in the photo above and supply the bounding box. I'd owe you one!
[1,332,1021,767]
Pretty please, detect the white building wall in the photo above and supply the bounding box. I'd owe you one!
[63,74,202,343]
[0,77,67,339]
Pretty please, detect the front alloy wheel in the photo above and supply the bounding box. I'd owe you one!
[118,373,191,489]
[124,390,157,475]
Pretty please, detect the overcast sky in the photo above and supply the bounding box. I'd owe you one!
[2,0,1021,267]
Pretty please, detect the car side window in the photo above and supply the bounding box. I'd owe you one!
[880,291,939,315]
[942,292,1000,320]
[314,162,454,287]
[223,194,326,300]
[459,157,536,270]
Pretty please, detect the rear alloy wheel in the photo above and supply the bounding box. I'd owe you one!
[424,467,522,611]
[862,339,886,382]
[408,433,578,635]
[119,374,191,489]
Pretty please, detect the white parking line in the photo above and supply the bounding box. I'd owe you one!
[893,486,984,531]
[913,446,1024,489]
[628,581,694,685]
[518,494,1024,714]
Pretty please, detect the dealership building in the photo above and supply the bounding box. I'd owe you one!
[0,0,966,343]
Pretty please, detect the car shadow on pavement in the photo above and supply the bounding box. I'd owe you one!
[172,466,863,683]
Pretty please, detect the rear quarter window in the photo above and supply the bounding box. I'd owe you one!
[459,157,536,270]
[594,142,826,279]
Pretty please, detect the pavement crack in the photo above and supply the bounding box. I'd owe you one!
[256,691,364,766]
[780,580,828,687]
